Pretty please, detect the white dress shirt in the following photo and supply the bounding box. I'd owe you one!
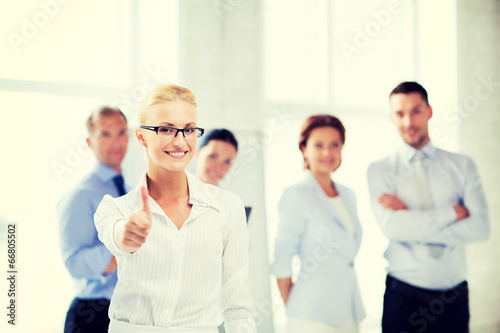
[367,142,490,290]
[94,171,256,333]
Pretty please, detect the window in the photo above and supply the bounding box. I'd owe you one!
[264,0,329,105]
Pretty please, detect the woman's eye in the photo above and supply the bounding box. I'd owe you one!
[159,127,174,133]
[184,128,195,134]
[209,154,217,159]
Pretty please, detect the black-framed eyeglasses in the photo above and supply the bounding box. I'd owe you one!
[139,125,204,138]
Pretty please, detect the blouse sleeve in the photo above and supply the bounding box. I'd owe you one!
[94,194,134,256]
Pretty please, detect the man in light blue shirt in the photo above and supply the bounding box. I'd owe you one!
[367,81,489,333]
[58,106,129,333]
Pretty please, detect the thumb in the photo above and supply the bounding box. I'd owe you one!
[140,185,151,216]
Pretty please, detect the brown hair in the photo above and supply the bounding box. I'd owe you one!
[86,106,127,135]
[299,114,345,169]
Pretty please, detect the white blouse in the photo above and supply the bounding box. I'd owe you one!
[94,171,256,333]
[328,196,356,235]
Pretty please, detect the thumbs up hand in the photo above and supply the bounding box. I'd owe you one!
[114,186,152,253]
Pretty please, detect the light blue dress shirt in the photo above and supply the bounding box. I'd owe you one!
[273,170,366,327]
[367,142,490,290]
[58,162,127,299]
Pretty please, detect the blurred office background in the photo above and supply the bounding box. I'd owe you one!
[0,0,499,332]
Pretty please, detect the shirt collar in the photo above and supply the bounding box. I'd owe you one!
[185,171,221,211]
[135,170,221,212]
[399,141,436,163]
[93,162,121,183]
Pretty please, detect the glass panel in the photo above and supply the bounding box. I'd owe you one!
[264,0,329,105]
[0,0,131,86]
[137,0,179,83]
[0,0,54,81]
[331,0,413,111]
[50,0,131,86]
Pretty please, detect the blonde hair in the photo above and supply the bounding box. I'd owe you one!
[137,84,197,125]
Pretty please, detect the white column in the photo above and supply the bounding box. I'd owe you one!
[457,1,500,332]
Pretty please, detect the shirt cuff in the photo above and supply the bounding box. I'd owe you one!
[435,206,457,227]
[110,218,138,256]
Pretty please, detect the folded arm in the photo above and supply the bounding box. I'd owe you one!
[425,159,490,245]
[367,159,489,245]
[367,163,456,242]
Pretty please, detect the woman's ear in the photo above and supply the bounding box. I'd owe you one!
[135,127,148,148]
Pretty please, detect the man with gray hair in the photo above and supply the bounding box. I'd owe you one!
[58,106,129,332]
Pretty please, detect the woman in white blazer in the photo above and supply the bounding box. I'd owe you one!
[273,114,365,333]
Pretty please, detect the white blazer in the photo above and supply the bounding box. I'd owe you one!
[273,170,366,326]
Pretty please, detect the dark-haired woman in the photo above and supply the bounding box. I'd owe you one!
[195,128,238,186]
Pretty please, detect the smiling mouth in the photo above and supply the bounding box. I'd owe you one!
[405,127,419,136]
[166,151,187,158]
[208,171,223,180]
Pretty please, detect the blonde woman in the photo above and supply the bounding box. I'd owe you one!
[94,84,256,333]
